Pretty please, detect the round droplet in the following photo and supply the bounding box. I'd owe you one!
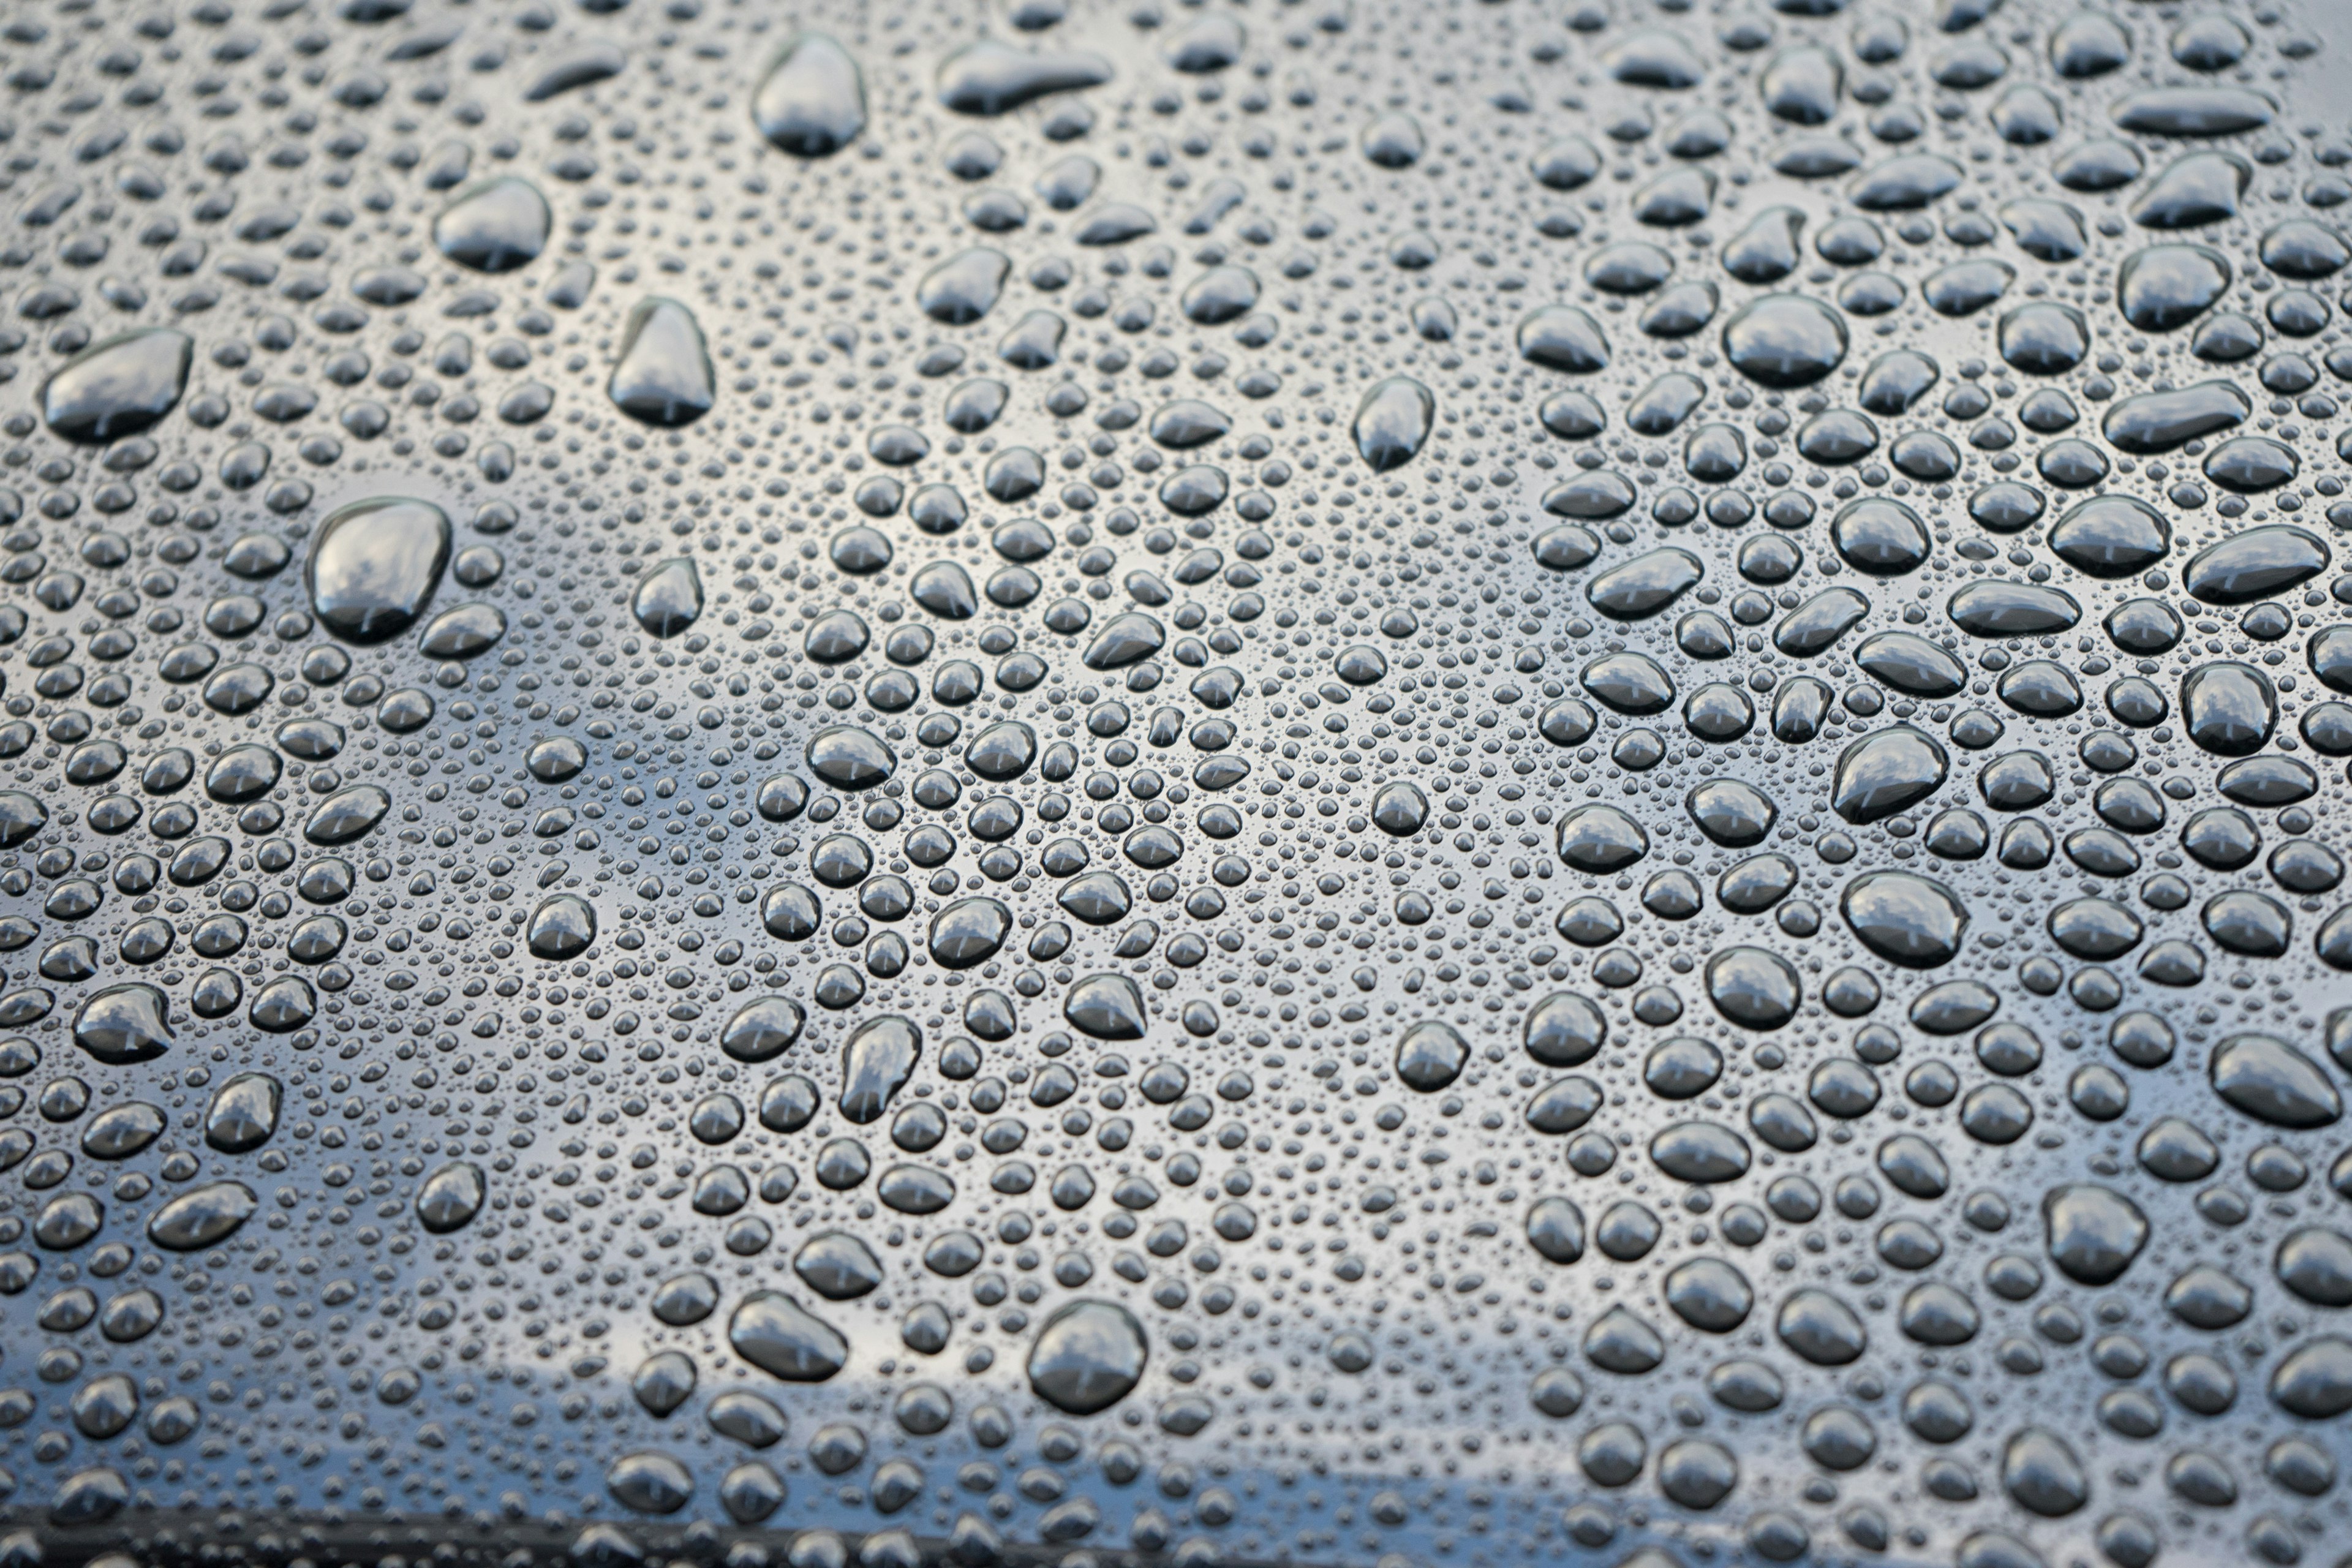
[1722,294,1848,386]
[793,1231,884,1300]
[1841,872,1969,968]
[1706,947,1801,1029]
[1395,1022,1469,1092]
[2043,1183,2150,1284]
[1027,1300,1148,1414]
[1371,780,1428,835]
[1776,1288,1868,1365]
[526,894,597,960]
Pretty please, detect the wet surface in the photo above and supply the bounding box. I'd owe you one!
[0,0,2349,1565]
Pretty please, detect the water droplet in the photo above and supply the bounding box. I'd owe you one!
[1027,1300,1147,1414]
[753,35,865,156]
[609,300,716,427]
[41,330,192,443]
[432,178,551,273]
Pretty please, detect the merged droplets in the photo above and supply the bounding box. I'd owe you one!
[937,40,1112,115]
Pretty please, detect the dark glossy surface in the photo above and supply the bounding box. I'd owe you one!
[0,0,2349,1565]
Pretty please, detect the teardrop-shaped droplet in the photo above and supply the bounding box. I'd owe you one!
[1065,973,1148,1040]
[753,34,865,157]
[631,556,705,638]
[839,1016,921,1123]
[793,1231,885,1300]
[609,299,715,427]
[1831,726,1949,823]
[526,894,597,960]
[203,1074,282,1155]
[937,40,1114,116]
[1353,377,1434,471]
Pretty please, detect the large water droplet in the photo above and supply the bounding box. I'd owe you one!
[1352,377,1434,470]
[840,1016,921,1123]
[415,1161,486,1232]
[937,40,1112,115]
[609,300,716,427]
[1027,1300,1147,1414]
[731,1291,850,1382]
[526,894,597,960]
[146,1182,258,1251]
[1721,294,1847,386]
[631,556,706,637]
[1831,727,1950,823]
[1841,872,1970,968]
[72,984,171,1065]
[2043,1183,2149,1284]
[41,329,192,443]
[753,35,865,156]
[1395,1021,1469,1091]
[203,1073,281,1154]
[432,178,551,273]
